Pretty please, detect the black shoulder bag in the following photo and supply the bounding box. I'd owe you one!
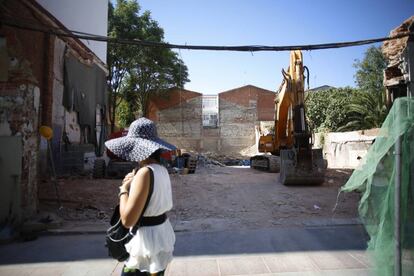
[106,167,154,262]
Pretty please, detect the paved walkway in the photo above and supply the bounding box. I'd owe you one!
[0,225,373,276]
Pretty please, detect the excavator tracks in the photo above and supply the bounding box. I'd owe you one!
[250,155,280,173]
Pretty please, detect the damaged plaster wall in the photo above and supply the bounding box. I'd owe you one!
[156,96,203,151]
[218,85,275,153]
[382,16,414,102]
[314,128,379,169]
[39,37,85,176]
[219,98,257,152]
[148,86,275,154]
[202,128,220,152]
[0,84,40,216]
[0,0,48,218]
[52,38,81,143]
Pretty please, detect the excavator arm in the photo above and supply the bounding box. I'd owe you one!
[252,51,326,185]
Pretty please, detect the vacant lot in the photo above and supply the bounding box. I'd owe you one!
[39,166,360,232]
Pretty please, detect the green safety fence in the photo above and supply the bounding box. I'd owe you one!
[342,97,414,275]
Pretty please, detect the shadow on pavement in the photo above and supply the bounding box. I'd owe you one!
[174,225,369,256]
[0,234,108,264]
[0,225,368,265]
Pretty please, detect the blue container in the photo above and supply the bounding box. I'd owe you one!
[175,157,185,169]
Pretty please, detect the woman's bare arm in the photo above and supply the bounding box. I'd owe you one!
[119,167,150,228]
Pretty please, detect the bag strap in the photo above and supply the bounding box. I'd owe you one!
[131,166,154,233]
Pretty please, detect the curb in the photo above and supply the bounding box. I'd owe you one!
[38,219,363,236]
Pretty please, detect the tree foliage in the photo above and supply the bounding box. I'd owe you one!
[337,90,388,131]
[306,46,388,133]
[354,46,387,94]
[305,87,356,132]
[107,0,189,131]
[306,88,388,132]
[338,46,388,131]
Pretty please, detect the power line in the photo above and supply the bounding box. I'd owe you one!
[1,18,412,52]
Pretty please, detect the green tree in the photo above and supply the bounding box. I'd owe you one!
[125,42,189,118]
[115,99,134,128]
[305,89,330,132]
[337,90,388,131]
[354,46,387,94]
[107,0,140,132]
[305,87,356,132]
[335,46,388,131]
[107,0,189,131]
[306,47,388,133]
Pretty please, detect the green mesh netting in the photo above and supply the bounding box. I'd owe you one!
[341,97,414,276]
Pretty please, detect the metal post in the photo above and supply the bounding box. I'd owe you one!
[47,140,62,209]
[395,134,402,276]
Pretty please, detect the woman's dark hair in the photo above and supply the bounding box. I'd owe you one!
[148,149,162,162]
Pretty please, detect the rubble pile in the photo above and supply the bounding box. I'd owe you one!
[198,152,250,167]
[239,144,259,157]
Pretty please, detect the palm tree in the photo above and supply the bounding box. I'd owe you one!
[338,90,388,131]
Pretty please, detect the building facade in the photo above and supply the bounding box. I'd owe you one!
[36,0,108,63]
[148,88,203,151]
[147,85,276,153]
[0,0,108,224]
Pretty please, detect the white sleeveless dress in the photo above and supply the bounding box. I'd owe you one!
[124,164,175,273]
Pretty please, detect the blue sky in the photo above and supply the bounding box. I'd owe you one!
[137,0,413,94]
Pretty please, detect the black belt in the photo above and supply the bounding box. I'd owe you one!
[138,213,167,227]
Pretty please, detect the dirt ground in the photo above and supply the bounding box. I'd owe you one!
[39,165,360,232]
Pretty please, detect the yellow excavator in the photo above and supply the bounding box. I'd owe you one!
[251,50,326,185]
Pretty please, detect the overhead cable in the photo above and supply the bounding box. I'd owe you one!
[1,18,412,52]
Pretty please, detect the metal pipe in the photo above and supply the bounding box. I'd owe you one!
[395,134,402,276]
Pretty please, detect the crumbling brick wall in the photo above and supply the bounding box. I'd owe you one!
[148,86,275,154]
[148,88,203,151]
[0,83,40,217]
[0,0,108,219]
[0,0,50,218]
[218,85,275,153]
[381,16,414,103]
[219,98,257,152]
[382,16,414,65]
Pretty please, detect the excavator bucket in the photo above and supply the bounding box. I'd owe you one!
[279,148,326,185]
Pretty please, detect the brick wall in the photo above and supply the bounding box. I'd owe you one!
[219,85,275,121]
[148,88,203,151]
[0,0,52,217]
[147,86,275,154]
[0,0,107,218]
[219,97,257,153]
[218,85,275,153]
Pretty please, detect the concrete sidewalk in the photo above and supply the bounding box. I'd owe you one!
[0,225,373,276]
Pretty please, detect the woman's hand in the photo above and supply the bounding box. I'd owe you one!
[121,169,136,191]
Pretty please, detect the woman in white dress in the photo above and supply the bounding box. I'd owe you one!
[105,118,176,276]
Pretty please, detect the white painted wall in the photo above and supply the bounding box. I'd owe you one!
[36,0,108,63]
[314,129,379,169]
